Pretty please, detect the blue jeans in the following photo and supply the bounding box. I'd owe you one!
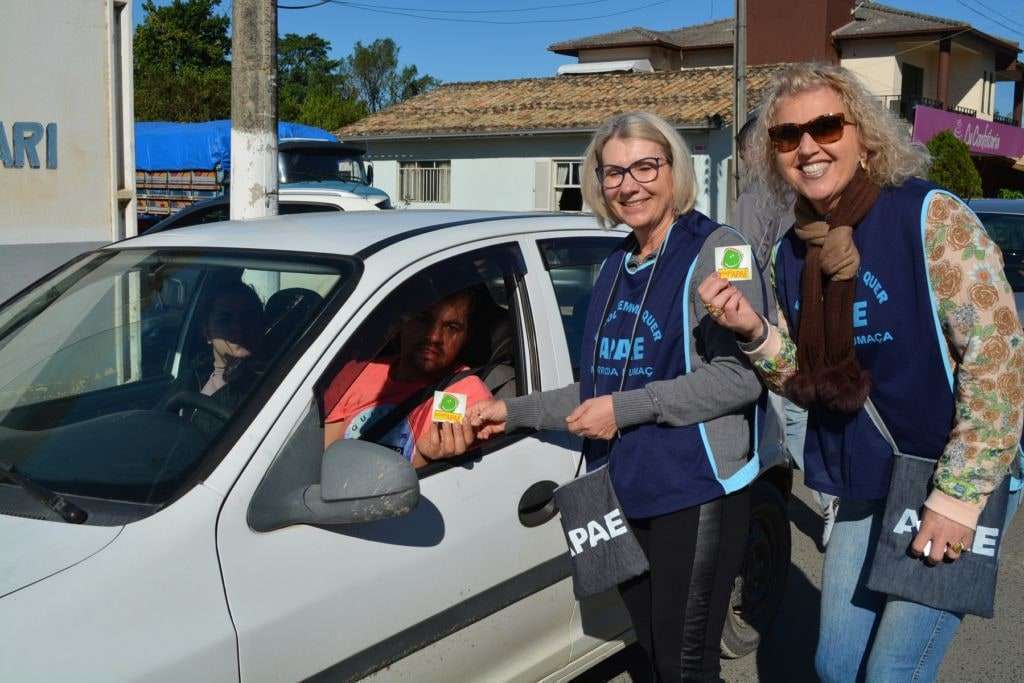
[816,498,962,683]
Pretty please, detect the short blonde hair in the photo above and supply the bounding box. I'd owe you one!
[748,63,931,206]
[581,112,698,229]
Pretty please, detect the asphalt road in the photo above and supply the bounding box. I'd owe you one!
[576,471,1024,683]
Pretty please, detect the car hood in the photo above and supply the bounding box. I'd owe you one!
[283,180,388,198]
[0,515,121,598]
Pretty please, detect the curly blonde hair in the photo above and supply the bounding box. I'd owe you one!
[581,112,697,229]
[748,63,930,206]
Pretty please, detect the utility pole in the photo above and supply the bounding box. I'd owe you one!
[231,0,278,222]
[732,0,747,209]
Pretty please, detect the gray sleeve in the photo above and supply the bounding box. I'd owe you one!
[504,383,581,432]
[612,228,767,429]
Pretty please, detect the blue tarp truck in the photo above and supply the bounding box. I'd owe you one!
[135,121,391,227]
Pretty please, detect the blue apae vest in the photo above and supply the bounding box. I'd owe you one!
[579,211,764,518]
[775,179,958,499]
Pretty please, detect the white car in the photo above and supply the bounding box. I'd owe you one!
[0,211,790,681]
[143,186,381,234]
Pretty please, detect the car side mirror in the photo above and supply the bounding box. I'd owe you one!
[365,163,374,186]
[308,440,419,524]
[248,437,419,532]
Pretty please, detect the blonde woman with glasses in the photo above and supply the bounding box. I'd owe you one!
[470,112,768,681]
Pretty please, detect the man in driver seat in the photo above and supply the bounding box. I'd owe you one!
[323,289,492,468]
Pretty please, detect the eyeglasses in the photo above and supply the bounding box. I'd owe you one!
[767,113,854,153]
[596,156,671,189]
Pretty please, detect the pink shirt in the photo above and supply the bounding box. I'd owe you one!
[324,360,492,460]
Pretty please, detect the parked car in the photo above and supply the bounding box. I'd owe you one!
[0,211,790,681]
[143,186,380,233]
[969,198,1024,320]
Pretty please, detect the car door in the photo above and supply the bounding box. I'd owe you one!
[526,233,638,664]
[215,238,580,683]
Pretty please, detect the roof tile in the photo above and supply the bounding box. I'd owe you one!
[337,65,784,138]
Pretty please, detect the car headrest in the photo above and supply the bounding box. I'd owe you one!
[263,287,324,353]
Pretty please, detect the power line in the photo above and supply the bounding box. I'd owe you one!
[280,0,621,14]
[280,0,671,24]
[891,27,974,57]
[344,0,620,14]
[955,0,1024,41]
[278,0,330,8]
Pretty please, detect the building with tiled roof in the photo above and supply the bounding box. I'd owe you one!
[339,65,783,139]
[335,0,1023,215]
[544,1,1022,128]
[338,66,786,218]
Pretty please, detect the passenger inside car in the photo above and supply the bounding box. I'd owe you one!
[180,277,266,435]
[321,287,493,469]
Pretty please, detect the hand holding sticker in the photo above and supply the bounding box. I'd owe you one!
[715,245,753,281]
[432,391,468,424]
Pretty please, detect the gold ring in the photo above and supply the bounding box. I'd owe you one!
[949,541,966,554]
[705,304,724,319]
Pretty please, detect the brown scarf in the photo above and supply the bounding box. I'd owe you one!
[785,167,880,414]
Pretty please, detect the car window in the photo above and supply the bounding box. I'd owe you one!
[315,244,529,475]
[280,202,343,215]
[537,237,622,380]
[976,212,1024,292]
[0,249,355,516]
[170,201,230,229]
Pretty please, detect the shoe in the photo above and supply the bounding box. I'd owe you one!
[822,497,839,548]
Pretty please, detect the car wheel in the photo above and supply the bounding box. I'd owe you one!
[720,479,791,659]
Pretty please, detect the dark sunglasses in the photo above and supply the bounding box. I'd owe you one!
[767,113,854,153]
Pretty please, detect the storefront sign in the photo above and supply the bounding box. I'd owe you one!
[1,121,58,169]
[913,106,1024,158]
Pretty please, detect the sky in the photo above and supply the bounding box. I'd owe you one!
[133,0,1024,116]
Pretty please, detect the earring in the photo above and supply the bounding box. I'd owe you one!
[859,156,868,170]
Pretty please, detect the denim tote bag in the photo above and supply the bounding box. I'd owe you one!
[552,457,649,600]
[863,399,1010,618]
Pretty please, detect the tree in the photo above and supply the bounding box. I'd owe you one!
[134,0,232,121]
[278,32,366,130]
[345,38,439,113]
[926,131,983,200]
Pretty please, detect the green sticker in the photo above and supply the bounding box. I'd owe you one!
[439,394,459,412]
[722,248,742,269]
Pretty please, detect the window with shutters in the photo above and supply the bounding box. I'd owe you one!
[553,160,583,212]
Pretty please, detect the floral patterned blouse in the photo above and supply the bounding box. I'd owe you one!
[745,192,1023,529]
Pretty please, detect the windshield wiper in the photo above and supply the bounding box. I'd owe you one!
[0,460,87,524]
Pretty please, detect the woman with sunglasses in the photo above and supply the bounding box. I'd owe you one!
[469,111,768,681]
[700,63,1023,681]
[185,276,266,436]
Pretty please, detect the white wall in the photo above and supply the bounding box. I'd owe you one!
[360,131,729,219]
[841,38,900,98]
[842,35,1000,121]
[361,131,725,221]
[1,0,135,300]
[949,39,997,120]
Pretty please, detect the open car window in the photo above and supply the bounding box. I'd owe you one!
[316,244,529,475]
[0,248,357,522]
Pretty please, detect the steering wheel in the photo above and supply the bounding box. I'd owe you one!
[159,391,233,423]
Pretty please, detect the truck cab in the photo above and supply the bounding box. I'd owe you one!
[279,140,392,209]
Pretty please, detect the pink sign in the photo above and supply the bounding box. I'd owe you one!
[912,105,1024,158]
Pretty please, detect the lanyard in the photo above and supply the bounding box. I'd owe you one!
[589,223,673,399]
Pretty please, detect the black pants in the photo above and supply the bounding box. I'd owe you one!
[619,488,750,682]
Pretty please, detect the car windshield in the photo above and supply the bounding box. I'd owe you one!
[975,211,1024,292]
[0,248,355,522]
[280,149,368,185]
